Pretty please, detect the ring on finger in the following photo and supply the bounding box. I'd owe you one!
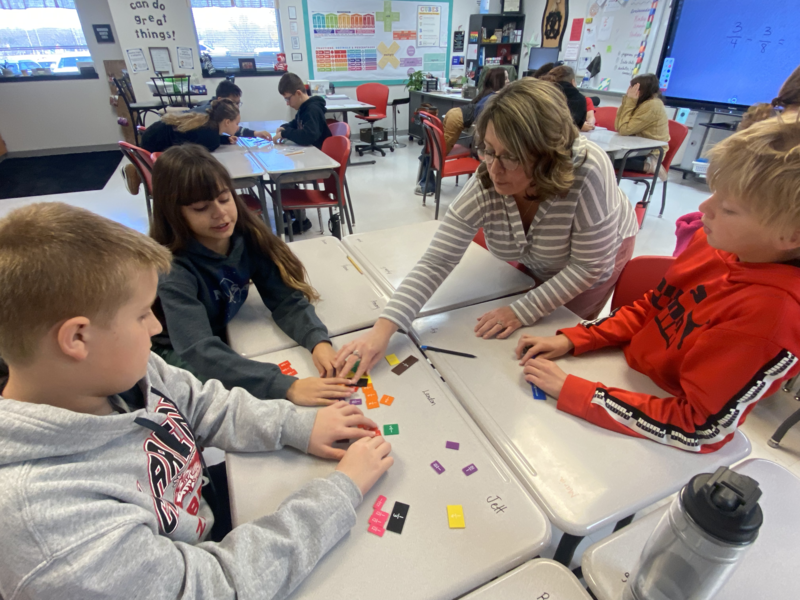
[496,320,504,327]
[351,349,361,358]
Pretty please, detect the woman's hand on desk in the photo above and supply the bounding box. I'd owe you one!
[516,334,574,363]
[312,341,337,377]
[474,306,522,339]
[309,401,379,460]
[522,357,568,399]
[255,130,272,141]
[333,318,398,383]
[287,377,357,406]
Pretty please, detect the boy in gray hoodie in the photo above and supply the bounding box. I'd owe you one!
[0,202,394,600]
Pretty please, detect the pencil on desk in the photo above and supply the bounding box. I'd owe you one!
[346,255,363,274]
[284,150,304,156]
[420,345,477,359]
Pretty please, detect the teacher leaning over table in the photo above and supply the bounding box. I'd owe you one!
[334,78,638,382]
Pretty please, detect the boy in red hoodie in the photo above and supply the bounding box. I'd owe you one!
[515,118,800,453]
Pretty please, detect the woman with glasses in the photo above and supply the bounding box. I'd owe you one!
[334,78,638,381]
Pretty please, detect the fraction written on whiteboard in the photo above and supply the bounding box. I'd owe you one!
[727,22,785,53]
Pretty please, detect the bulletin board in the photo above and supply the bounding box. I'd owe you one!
[303,0,452,86]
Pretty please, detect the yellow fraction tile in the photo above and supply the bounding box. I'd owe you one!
[447,505,465,529]
[385,354,400,366]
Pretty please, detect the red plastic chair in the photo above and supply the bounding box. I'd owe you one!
[319,121,355,225]
[355,83,392,157]
[119,141,155,218]
[473,228,530,275]
[419,111,471,159]
[618,120,689,225]
[422,122,481,220]
[594,106,618,131]
[277,135,353,241]
[609,255,675,311]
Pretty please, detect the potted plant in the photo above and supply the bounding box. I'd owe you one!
[404,69,425,91]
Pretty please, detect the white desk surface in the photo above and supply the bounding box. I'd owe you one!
[583,130,668,156]
[248,141,339,176]
[227,237,387,358]
[240,120,287,135]
[226,331,551,600]
[324,98,375,111]
[582,459,799,600]
[412,296,751,537]
[462,559,592,599]
[342,221,534,318]
[211,149,266,179]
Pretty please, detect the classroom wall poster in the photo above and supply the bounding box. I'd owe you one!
[303,0,451,85]
[126,48,149,73]
[177,46,194,70]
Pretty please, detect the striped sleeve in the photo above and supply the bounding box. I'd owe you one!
[381,181,483,331]
[510,157,623,325]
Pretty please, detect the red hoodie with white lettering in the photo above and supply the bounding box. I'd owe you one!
[557,229,800,453]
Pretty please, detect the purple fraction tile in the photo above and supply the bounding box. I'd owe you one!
[462,463,478,476]
[349,398,362,405]
[430,460,445,474]
[445,441,460,450]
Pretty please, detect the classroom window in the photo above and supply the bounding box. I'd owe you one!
[190,0,283,74]
[0,0,92,78]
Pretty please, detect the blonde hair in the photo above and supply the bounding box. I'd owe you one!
[0,203,172,365]
[739,65,800,131]
[150,145,320,302]
[475,78,578,199]
[707,118,800,228]
[162,98,239,133]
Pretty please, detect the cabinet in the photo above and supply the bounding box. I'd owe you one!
[466,13,526,86]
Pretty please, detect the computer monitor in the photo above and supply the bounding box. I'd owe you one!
[527,47,560,71]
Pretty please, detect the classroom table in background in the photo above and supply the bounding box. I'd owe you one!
[226,331,551,600]
[408,89,472,143]
[342,221,534,319]
[227,237,387,358]
[583,129,668,158]
[582,459,798,600]
[324,96,375,123]
[462,559,593,600]
[412,296,751,566]
[211,143,270,219]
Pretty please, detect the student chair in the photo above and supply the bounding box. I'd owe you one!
[277,135,353,241]
[421,122,481,220]
[419,111,471,159]
[609,255,675,312]
[112,75,165,146]
[326,121,356,226]
[617,120,689,225]
[354,83,392,157]
[594,106,618,131]
[119,142,155,219]
[768,376,800,448]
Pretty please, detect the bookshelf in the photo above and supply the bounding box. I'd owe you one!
[466,13,527,86]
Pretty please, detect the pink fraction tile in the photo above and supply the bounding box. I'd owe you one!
[369,512,388,527]
[368,524,385,537]
[371,509,389,522]
[373,495,387,510]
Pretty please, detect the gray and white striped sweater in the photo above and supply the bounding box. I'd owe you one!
[382,136,639,330]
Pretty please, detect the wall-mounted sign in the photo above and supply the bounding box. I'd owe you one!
[92,24,115,44]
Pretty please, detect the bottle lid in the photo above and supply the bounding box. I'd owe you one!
[682,467,763,544]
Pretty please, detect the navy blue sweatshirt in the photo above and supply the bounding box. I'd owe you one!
[154,232,330,399]
[280,95,332,149]
[140,120,232,153]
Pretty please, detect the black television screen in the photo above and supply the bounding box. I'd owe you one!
[527,47,560,71]
[657,0,800,111]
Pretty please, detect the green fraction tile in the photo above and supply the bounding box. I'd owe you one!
[383,424,399,436]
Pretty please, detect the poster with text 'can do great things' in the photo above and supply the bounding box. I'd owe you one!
[303,0,452,85]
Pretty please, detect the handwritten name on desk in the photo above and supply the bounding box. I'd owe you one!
[422,389,436,406]
[486,495,507,514]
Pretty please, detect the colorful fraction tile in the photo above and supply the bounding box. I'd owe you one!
[462,463,478,476]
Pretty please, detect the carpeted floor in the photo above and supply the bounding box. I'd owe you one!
[0,151,122,200]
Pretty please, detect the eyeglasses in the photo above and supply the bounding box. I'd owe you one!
[283,95,293,104]
[477,147,521,171]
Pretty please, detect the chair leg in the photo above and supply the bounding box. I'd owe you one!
[317,208,323,234]
[659,179,668,217]
[422,162,433,207]
[782,374,799,394]
[456,175,459,186]
[277,185,292,242]
[344,177,355,225]
[768,406,800,448]
[434,172,443,220]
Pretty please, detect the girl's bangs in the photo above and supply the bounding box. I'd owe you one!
[175,157,232,206]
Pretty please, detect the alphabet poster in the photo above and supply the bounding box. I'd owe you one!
[303,0,452,85]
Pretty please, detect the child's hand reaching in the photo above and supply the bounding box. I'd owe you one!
[309,401,381,460]
[255,130,272,141]
[515,334,574,364]
[287,377,357,406]
[228,135,238,144]
[336,435,394,495]
[312,341,337,377]
[522,356,569,399]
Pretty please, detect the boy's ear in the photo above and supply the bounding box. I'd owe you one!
[777,227,800,252]
[56,317,92,362]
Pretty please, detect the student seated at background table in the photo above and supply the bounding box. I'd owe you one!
[336,79,637,382]
[517,118,800,453]
[416,67,510,196]
[150,145,357,406]
[614,73,670,179]
[0,202,393,598]
[190,79,271,140]
[263,72,332,149]
[739,64,800,130]
[540,65,588,130]
[122,98,242,195]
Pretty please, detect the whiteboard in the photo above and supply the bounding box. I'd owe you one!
[302,0,452,86]
[574,0,668,94]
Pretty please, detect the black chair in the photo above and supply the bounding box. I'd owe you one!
[112,73,165,146]
[151,74,197,108]
[390,97,410,149]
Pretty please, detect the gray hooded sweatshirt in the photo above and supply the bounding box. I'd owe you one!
[0,354,361,600]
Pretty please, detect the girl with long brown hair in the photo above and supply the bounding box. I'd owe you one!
[614,73,670,177]
[739,64,800,130]
[150,144,357,406]
[141,98,242,154]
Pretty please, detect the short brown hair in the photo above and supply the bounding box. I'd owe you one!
[475,77,578,200]
[278,72,305,96]
[0,203,171,364]
[150,145,319,302]
[541,65,575,83]
[707,118,800,228]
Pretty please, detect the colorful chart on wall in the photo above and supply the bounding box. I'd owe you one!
[303,0,452,86]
